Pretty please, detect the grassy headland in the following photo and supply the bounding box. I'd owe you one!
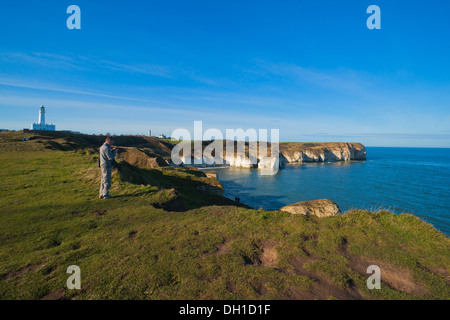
[0,131,448,300]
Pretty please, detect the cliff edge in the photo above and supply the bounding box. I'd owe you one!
[279,142,366,164]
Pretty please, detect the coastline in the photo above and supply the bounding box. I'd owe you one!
[1,131,448,301]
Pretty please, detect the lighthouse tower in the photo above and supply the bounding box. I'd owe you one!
[31,105,55,131]
[38,105,45,125]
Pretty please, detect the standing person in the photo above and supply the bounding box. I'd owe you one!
[99,136,117,199]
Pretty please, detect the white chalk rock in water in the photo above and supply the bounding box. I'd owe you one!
[258,156,279,171]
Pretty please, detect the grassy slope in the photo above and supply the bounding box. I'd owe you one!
[0,132,449,300]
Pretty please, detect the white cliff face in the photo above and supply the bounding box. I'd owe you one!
[178,142,366,171]
[280,143,366,164]
[350,146,367,160]
[225,154,256,168]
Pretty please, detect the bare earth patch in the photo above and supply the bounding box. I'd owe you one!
[348,254,427,295]
[259,240,279,268]
[434,267,450,285]
[420,264,450,286]
[287,256,362,300]
[93,209,107,215]
[338,241,428,295]
[211,238,233,256]
[4,264,44,281]
[40,288,65,300]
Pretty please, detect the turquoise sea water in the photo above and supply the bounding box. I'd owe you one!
[215,147,450,235]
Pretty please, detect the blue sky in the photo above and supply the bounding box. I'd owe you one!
[0,0,449,147]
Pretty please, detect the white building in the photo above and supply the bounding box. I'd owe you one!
[31,105,55,131]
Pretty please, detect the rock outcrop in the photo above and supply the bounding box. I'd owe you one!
[257,155,280,171]
[279,142,366,164]
[280,199,341,217]
[204,171,218,179]
[118,147,168,169]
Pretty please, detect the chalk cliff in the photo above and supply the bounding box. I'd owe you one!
[279,142,366,164]
[224,142,366,170]
[172,141,366,170]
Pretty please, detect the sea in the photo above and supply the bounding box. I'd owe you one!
[213,147,450,235]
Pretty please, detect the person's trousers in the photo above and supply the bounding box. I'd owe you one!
[99,166,112,198]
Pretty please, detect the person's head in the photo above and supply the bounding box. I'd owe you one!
[105,136,114,145]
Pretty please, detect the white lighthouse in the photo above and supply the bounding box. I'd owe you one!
[38,105,45,125]
[31,105,55,131]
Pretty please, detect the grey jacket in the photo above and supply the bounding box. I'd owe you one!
[99,143,117,167]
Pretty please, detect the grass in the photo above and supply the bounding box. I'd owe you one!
[0,131,449,300]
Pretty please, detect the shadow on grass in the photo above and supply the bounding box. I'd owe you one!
[115,161,251,212]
